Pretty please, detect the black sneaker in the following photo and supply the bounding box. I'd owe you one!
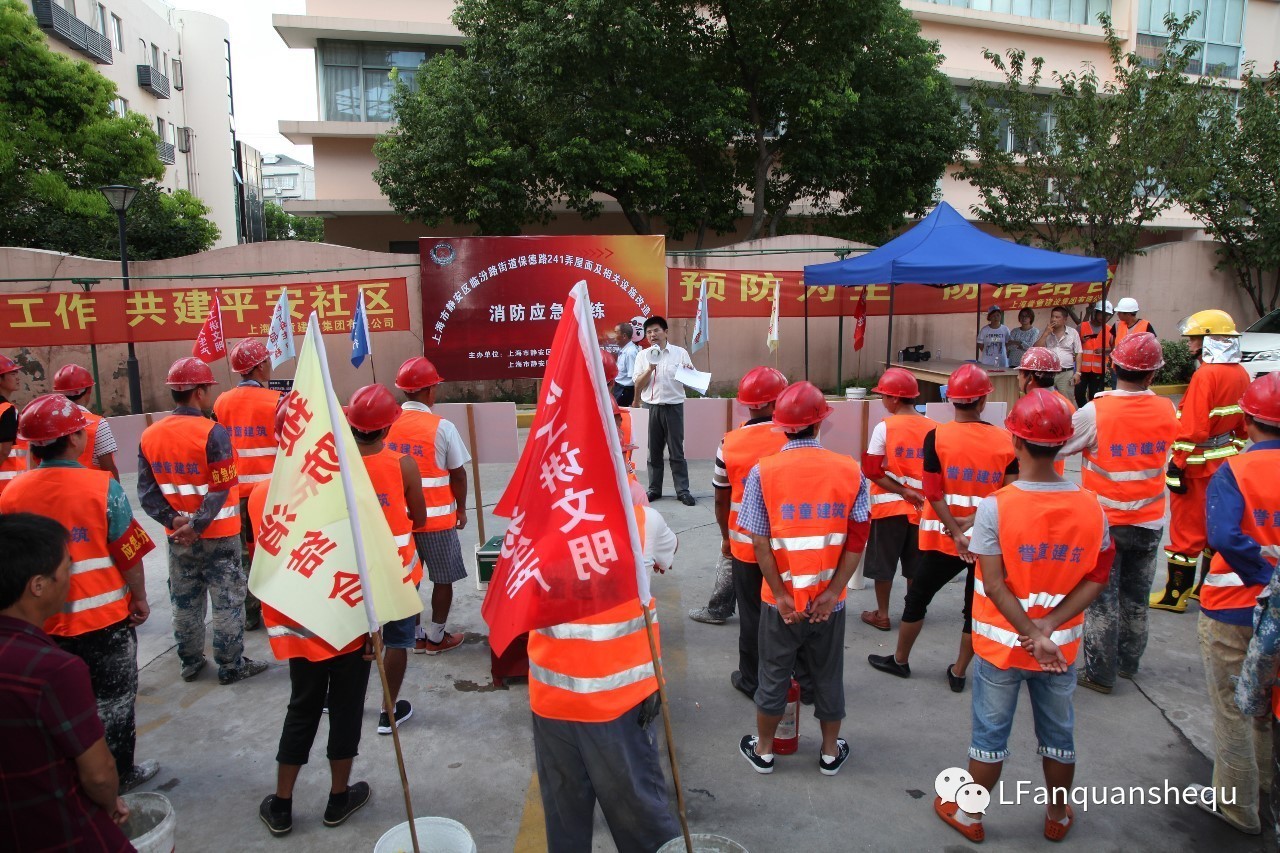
[219,658,269,685]
[323,781,371,827]
[819,739,850,776]
[259,795,292,836]
[180,657,206,682]
[678,492,696,506]
[119,760,160,793]
[868,653,911,678]
[377,699,412,735]
[739,735,774,774]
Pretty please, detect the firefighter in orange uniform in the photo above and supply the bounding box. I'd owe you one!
[737,382,869,776]
[1190,373,1280,835]
[251,395,378,838]
[213,339,281,631]
[1151,309,1252,611]
[869,364,1017,692]
[860,368,933,632]
[0,354,28,497]
[51,364,121,479]
[348,385,426,736]
[936,389,1112,843]
[1,394,159,790]
[1076,300,1116,407]
[137,357,267,686]
[1057,332,1180,693]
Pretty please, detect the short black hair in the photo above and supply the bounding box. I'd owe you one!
[66,389,91,403]
[1018,308,1035,323]
[30,435,75,462]
[1115,366,1156,384]
[1029,371,1056,389]
[1022,439,1066,459]
[953,399,981,411]
[0,514,70,610]
[351,426,386,444]
[171,386,209,406]
[1247,415,1280,439]
[784,425,817,440]
[1051,306,1070,318]
[643,316,668,332]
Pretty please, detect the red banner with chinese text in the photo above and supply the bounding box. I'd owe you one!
[482,282,641,656]
[0,278,410,347]
[420,236,667,381]
[666,268,1112,318]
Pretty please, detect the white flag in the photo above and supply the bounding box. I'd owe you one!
[691,279,710,352]
[766,278,781,353]
[266,291,296,369]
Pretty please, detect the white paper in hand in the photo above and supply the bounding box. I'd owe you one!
[674,366,711,395]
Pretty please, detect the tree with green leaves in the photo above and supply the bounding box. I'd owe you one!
[264,200,324,242]
[1166,64,1280,317]
[0,0,218,258]
[956,14,1209,266]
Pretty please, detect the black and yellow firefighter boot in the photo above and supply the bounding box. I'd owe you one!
[1186,551,1213,603]
[1149,565,1193,612]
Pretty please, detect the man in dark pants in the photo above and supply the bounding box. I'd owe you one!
[632,316,696,506]
[612,321,639,407]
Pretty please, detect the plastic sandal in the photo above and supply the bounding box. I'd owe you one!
[1044,804,1074,841]
[935,796,985,842]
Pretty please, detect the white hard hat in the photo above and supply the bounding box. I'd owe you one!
[1115,297,1140,313]
[1093,300,1114,314]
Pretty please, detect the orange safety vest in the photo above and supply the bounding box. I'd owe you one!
[722,421,788,562]
[74,407,103,470]
[1050,393,1077,478]
[1201,449,1280,614]
[362,446,422,585]
[0,401,28,496]
[758,447,861,612]
[869,414,934,524]
[529,507,658,723]
[620,409,635,477]
[0,467,130,636]
[385,409,458,532]
[213,384,281,486]
[918,421,1016,555]
[1116,318,1151,342]
[1082,394,1180,527]
[971,486,1106,670]
[139,414,240,539]
[1079,321,1115,374]
[246,477,366,662]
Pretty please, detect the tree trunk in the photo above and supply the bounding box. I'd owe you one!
[619,204,652,236]
[744,107,770,242]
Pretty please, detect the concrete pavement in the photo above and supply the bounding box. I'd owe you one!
[120,453,1272,852]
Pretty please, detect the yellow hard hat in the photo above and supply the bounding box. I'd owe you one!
[1178,309,1239,337]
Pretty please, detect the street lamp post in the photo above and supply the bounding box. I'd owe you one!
[99,185,142,414]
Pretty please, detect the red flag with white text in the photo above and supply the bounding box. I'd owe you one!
[853,289,867,352]
[192,290,226,363]
[483,281,642,656]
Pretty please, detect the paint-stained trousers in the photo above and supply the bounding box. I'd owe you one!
[532,693,680,853]
[644,402,689,497]
[1082,525,1163,686]
[56,619,138,776]
[168,535,247,679]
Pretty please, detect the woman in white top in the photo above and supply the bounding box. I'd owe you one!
[976,306,1011,369]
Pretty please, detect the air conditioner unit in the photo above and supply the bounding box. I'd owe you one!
[171,58,184,90]
[176,127,192,153]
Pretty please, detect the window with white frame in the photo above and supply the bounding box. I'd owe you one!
[318,40,443,122]
[110,97,127,117]
[94,3,106,35]
[111,14,123,51]
[1137,0,1246,78]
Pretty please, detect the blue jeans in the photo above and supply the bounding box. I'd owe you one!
[970,656,1077,764]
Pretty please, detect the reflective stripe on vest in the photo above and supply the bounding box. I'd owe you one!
[363,447,422,585]
[139,415,240,539]
[1079,321,1114,373]
[918,421,1016,556]
[869,415,933,522]
[1081,460,1165,482]
[758,447,861,612]
[721,421,789,563]
[529,659,656,694]
[970,486,1105,670]
[0,403,28,492]
[212,385,282,484]
[1202,450,1280,614]
[0,466,130,636]
[261,601,364,662]
[385,409,457,532]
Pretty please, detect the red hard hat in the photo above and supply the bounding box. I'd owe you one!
[737,366,788,407]
[1005,388,1075,445]
[165,357,217,390]
[772,381,833,432]
[872,367,919,399]
[229,339,269,374]
[52,364,94,395]
[395,356,442,392]
[947,363,994,403]
[1111,331,1164,372]
[601,350,619,385]
[18,394,87,445]
[0,355,18,376]
[1241,373,1280,427]
[347,384,401,432]
[1019,347,1061,374]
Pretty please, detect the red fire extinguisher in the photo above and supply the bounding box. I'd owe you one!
[773,678,800,755]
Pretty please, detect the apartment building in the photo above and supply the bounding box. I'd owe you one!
[26,0,257,247]
[275,0,1280,252]
[262,153,317,202]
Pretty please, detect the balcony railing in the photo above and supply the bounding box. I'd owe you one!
[156,141,176,165]
[31,0,113,64]
[137,65,171,99]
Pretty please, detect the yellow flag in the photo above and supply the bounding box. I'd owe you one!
[248,313,422,649]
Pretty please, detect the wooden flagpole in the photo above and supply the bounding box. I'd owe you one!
[466,403,486,543]
[370,632,419,852]
[642,608,693,853]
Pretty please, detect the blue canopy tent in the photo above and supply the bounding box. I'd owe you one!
[803,202,1111,377]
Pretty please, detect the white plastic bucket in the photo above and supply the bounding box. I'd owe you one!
[122,792,176,853]
[374,817,476,853]
[658,834,748,853]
